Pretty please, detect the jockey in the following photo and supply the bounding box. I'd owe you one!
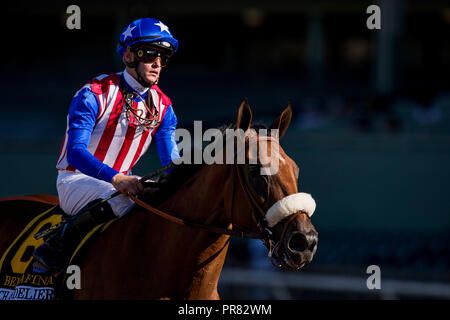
[33,18,180,274]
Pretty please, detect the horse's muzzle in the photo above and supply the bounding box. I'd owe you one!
[283,230,318,269]
[287,231,317,254]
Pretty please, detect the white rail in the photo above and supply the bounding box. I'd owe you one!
[220,268,450,299]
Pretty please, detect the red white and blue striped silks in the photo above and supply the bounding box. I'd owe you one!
[56,71,179,183]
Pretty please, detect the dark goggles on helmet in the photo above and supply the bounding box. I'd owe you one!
[131,45,173,67]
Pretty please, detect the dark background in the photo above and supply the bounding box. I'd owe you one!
[1,0,450,299]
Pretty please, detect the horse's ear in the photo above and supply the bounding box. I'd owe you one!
[269,103,293,139]
[236,98,252,131]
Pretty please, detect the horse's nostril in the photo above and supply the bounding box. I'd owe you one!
[288,233,308,252]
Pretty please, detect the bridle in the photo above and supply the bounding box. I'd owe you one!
[129,135,306,266]
[232,136,309,267]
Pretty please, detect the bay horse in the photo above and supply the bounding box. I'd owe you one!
[0,100,318,299]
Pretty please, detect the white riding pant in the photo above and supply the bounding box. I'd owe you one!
[56,170,136,217]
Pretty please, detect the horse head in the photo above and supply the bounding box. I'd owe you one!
[229,99,318,270]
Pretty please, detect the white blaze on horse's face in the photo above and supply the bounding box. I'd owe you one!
[265,193,316,228]
[247,130,282,176]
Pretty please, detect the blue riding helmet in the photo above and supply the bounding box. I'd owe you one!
[117,18,179,58]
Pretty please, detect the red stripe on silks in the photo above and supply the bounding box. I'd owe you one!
[93,88,124,162]
[128,98,162,169]
[56,132,68,165]
[93,81,112,132]
[130,102,168,169]
[58,147,67,167]
[112,102,138,171]
[94,94,103,122]
[67,165,76,171]
[90,74,120,95]
[129,129,151,170]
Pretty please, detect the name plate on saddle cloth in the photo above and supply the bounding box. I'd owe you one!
[0,207,62,300]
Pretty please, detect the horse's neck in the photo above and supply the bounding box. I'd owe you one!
[136,165,232,298]
[161,165,232,223]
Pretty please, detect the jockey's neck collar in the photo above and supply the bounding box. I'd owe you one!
[123,69,150,96]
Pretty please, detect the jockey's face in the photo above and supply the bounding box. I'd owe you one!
[123,49,162,86]
[136,57,162,84]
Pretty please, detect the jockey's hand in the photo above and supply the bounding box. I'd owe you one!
[111,173,144,196]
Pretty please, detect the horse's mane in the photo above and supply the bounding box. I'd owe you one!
[142,122,268,206]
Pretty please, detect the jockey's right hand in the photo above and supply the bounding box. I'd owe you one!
[111,173,144,196]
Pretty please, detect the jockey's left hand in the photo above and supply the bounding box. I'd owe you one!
[111,173,144,196]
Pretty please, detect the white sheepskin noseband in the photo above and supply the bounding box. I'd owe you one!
[265,193,316,227]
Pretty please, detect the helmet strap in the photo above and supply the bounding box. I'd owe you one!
[136,63,159,87]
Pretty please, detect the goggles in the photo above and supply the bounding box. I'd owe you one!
[131,45,173,67]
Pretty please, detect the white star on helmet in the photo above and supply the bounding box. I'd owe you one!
[122,25,136,40]
[155,21,170,34]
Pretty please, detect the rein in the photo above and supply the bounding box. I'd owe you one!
[129,194,266,239]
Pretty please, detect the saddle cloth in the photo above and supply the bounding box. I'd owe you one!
[0,206,113,300]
